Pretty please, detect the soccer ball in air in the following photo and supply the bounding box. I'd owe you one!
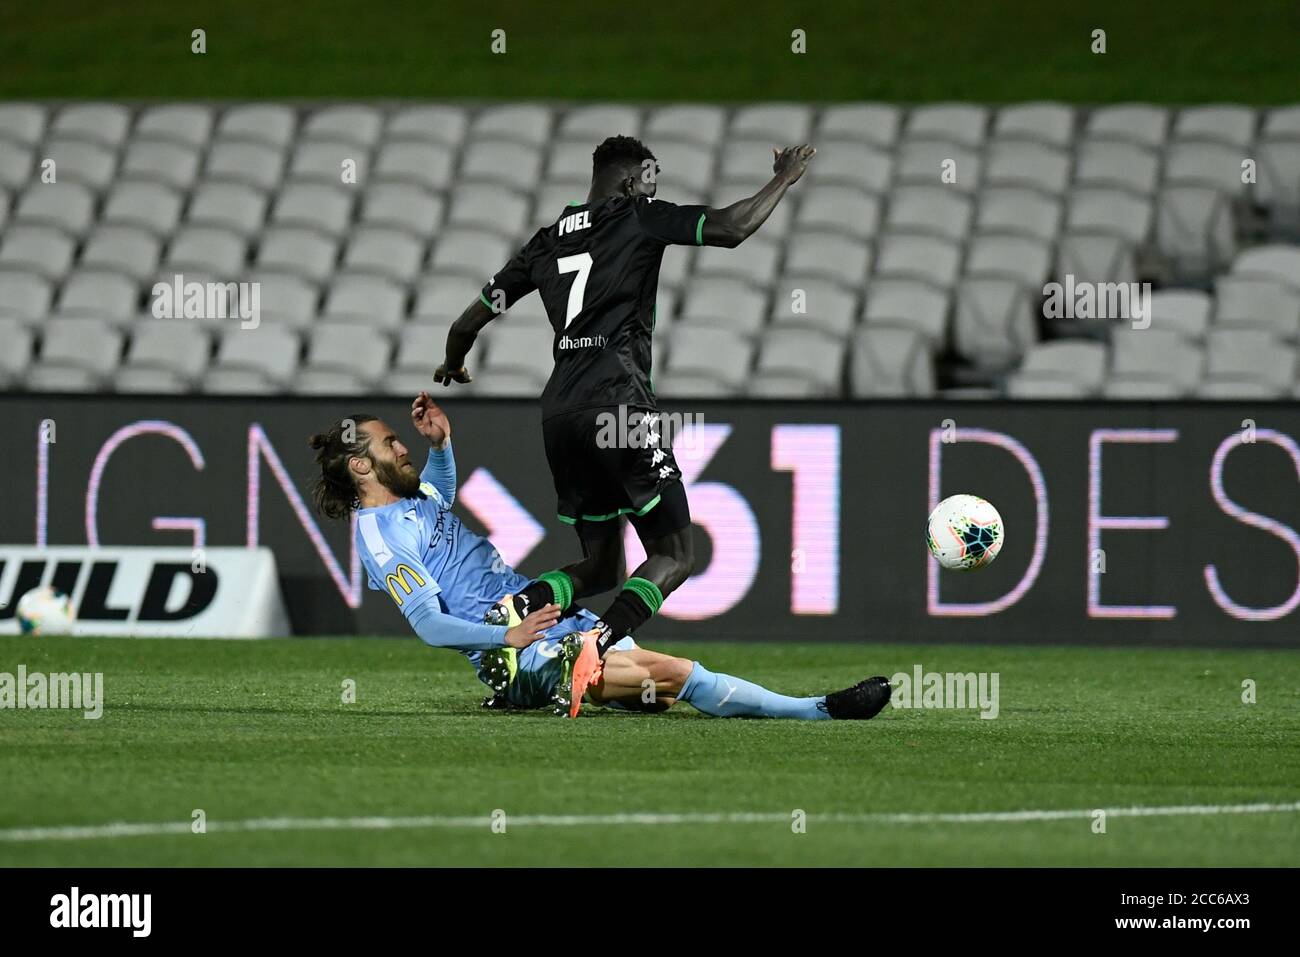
[926,495,1005,571]
[15,586,76,636]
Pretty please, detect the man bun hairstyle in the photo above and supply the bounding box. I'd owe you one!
[308,414,378,520]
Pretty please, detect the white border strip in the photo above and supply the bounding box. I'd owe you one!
[1,802,1298,843]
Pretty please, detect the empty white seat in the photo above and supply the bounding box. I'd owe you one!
[850,325,933,396]
[374,142,456,192]
[1164,140,1249,196]
[413,276,482,320]
[39,316,123,379]
[731,104,813,143]
[0,225,76,280]
[102,182,183,235]
[14,182,95,234]
[57,270,138,321]
[166,226,247,276]
[954,278,1036,367]
[449,186,529,237]
[303,106,384,149]
[720,139,785,185]
[1263,106,1300,139]
[201,367,283,394]
[1255,140,1300,220]
[885,186,972,240]
[817,104,901,149]
[217,105,297,148]
[289,140,367,184]
[693,235,780,286]
[1213,276,1300,338]
[1156,186,1236,280]
[1056,233,1137,285]
[862,278,950,348]
[648,139,715,194]
[665,326,754,388]
[795,186,880,239]
[1101,376,1186,399]
[806,141,893,194]
[1149,289,1212,339]
[245,271,319,330]
[123,319,211,381]
[470,105,553,147]
[768,277,857,339]
[976,187,1062,241]
[755,327,844,389]
[746,374,834,398]
[387,105,469,146]
[206,141,284,191]
[1085,104,1170,150]
[1005,372,1092,398]
[992,102,1075,148]
[904,104,987,148]
[896,140,982,193]
[0,272,52,321]
[135,105,214,148]
[482,324,555,375]
[1203,328,1294,392]
[394,323,454,373]
[654,371,740,397]
[1232,245,1300,289]
[362,183,443,235]
[874,233,960,288]
[1174,106,1256,150]
[679,278,767,335]
[52,104,130,147]
[187,182,267,236]
[645,106,727,148]
[24,364,101,391]
[113,366,191,393]
[546,141,596,184]
[212,325,301,385]
[1015,340,1107,391]
[1066,188,1152,245]
[120,141,201,190]
[1075,140,1159,195]
[784,231,871,286]
[466,370,548,396]
[322,275,407,330]
[292,369,371,395]
[560,105,641,141]
[0,140,32,190]
[81,225,162,282]
[304,322,391,382]
[272,183,354,235]
[0,317,34,384]
[0,104,46,146]
[42,139,117,190]
[1109,328,1202,392]
[430,230,511,278]
[1194,378,1283,399]
[339,227,423,284]
[257,228,339,283]
[986,141,1071,195]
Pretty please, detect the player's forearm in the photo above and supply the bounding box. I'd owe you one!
[420,443,456,504]
[408,600,507,651]
[705,175,794,247]
[443,299,497,369]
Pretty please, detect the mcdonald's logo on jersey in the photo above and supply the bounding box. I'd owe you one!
[384,564,426,606]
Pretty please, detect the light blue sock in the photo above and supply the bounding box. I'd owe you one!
[677,662,830,720]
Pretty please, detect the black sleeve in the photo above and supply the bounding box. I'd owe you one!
[633,197,709,247]
[479,239,538,314]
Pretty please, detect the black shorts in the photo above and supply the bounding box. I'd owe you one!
[542,405,690,538]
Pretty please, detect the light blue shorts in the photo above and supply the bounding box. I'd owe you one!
[501,609,637,708]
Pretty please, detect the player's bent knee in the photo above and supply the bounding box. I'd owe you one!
[650,655,694,695]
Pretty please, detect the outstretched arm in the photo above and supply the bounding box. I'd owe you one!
[701,144,816,248]
[410,391,457,503]
[434,296,498,387]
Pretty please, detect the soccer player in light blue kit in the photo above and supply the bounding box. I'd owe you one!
[307,393,890,720]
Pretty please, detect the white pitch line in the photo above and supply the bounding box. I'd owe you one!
[0,802,1297,843]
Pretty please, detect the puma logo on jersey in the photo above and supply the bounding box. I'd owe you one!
[558,210,592,235]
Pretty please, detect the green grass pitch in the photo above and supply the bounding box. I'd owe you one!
[1,635,1297,866]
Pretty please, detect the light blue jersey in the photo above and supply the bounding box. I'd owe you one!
[355,443,533,671]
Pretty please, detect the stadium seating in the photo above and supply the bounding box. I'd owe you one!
[0,100,1297,398]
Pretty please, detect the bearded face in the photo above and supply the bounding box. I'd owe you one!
[371,454,422,500]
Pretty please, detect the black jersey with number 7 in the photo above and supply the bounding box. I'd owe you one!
[479,195,708,421]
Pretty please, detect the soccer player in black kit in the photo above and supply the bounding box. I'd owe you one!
[435,136,816,660]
